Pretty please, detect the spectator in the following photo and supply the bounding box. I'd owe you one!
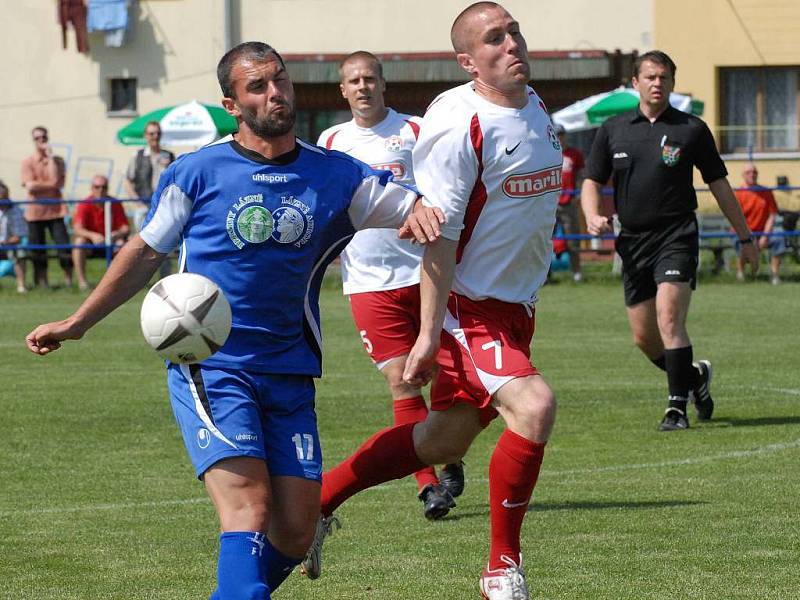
[125,120,175,277]
[0,179,28,293]
[556,124,585,281]
[72,175,130,291]
[734,163,786,285]
[20,126,73,288]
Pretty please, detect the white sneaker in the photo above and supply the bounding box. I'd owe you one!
[573,272,583,283]
[771,275,781,286]
[479,555,529,599]
[300,514,340,580]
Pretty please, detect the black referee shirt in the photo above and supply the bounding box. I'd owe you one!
[584,106,727,232]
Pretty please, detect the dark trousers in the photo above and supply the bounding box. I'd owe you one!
[27,218,73,284]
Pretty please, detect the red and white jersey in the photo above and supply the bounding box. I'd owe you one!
[413,83,562,304]
[318,109,424,295]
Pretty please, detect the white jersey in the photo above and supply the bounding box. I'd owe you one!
[318,108,424,295]
[413,83,562,304]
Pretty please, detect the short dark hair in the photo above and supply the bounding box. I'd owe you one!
[0,179,8,198]
[144,120,161,131]
[339,51,384,80]
[451,2,500,53]
[217,42,285,99]
[634,50,676,79]
[31,126,48,137]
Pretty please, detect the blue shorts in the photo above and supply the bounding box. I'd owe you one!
[166,363,322,481]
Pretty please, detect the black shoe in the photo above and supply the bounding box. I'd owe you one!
[659,407,689,431]
[691,360,714,421]
[418,484,455,520]
[439,461,466,498]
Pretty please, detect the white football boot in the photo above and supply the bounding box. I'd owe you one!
[479,555,529,599]
[299,514,340,580]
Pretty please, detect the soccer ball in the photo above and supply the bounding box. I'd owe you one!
[140,273,232,364]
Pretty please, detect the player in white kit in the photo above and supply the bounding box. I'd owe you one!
[304,5,559,598]
[317,51,463,521]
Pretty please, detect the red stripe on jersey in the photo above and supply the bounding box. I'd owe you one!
[456,113,487,264]
[404,119,421,140]
[325,130,340,149]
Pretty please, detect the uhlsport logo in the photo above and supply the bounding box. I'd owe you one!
[197,428,211,449]
[253,173,289,183]
[503,166,562,198]
[371,161,406,179]
[227,193,315,249]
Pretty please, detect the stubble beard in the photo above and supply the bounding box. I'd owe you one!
[241,102,296,138]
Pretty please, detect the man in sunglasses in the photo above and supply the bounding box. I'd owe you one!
[72,175,129,291]
[20,126,73,288]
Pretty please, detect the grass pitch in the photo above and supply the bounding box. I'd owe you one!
[1,267,798,599]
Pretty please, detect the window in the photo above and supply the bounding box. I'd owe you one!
[720,67,799,154]
[108,77,137,115]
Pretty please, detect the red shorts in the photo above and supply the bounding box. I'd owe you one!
[430,293,538,426]
[348,285,421,368]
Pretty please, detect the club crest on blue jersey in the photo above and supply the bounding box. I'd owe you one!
[227,193,272,249]
[273,196,315,247]
[226,193,315,249]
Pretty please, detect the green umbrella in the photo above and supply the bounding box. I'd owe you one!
[117,100,238,146]
[552,88,704,132]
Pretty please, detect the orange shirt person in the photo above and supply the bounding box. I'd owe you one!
[734,163,786,284]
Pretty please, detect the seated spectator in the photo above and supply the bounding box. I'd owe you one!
[0,179,28,293]
[72,175,129,291]
[734,163,786,285]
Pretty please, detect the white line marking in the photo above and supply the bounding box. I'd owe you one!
[6,438,798,516]
[0,497,208,519]
[763,387,800,396]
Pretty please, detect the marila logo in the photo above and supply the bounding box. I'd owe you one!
[502,166,562,198]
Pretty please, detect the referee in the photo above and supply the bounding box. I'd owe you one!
[581,50,758,431]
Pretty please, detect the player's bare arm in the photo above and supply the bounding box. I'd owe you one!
[708,177,760,273]
[26,235,167,355]
[398,197,445,244]
[581,178,612,235]
[403,237,457,387]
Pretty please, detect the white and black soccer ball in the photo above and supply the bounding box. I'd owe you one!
[140,273,232,364]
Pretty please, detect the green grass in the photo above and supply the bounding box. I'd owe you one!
[1,263,798,599]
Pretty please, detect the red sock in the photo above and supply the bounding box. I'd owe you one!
[394,396,438,490]
[320,423,426,516]
[488,429,546,570]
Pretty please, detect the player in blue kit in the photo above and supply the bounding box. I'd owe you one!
[26,41,442,600]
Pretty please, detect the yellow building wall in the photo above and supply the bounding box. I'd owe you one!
[1,0,652,200]
[655,0,800,211]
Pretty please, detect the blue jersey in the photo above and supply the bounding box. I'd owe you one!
[141,136,418,376]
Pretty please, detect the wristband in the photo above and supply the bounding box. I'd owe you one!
[738,235,754,245]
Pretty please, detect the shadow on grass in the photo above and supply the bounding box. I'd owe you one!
[442,499,705,522]
[713,416,800,427]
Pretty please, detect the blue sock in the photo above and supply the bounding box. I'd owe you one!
[214,531,271,600]
[263,537,301,592]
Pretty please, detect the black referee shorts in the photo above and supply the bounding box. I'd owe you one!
[616,214,699,307]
